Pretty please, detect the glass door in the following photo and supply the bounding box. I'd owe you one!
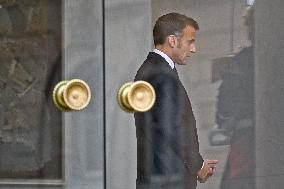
[105,0,256,189]
[0,0,104,188]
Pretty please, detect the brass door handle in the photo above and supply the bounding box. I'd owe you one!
[53,79,91,111]
[117,81,156,112]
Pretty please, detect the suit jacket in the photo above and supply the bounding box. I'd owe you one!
[134,52,203,189]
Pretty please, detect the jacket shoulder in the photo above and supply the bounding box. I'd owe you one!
[135,56,175,82]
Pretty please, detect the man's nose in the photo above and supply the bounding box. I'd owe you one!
[190,44,196,53]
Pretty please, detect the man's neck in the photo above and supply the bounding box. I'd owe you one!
[155,45,173,59]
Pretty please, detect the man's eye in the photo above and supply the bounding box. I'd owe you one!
[188,42,194,46]
[188,41,194,45]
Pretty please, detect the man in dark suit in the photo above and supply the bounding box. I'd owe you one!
[134,13,218,189]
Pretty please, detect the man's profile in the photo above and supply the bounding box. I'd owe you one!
[134,12,218,189]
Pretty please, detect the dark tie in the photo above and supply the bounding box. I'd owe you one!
[173,67,178,76]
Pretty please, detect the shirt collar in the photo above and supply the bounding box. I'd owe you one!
[153,49,175,69]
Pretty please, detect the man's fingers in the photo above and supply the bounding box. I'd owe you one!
[207,168,213,176]
[205,159,218,164]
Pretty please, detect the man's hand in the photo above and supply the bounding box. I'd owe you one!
[197,159,218,183]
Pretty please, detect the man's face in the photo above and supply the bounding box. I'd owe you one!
[172,25,197,65]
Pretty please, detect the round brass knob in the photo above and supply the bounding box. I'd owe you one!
[53,79,91,111]
[117,81,156,112]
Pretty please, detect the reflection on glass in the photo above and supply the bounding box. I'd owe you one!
[0,0,62,179]
[210,3,255,189]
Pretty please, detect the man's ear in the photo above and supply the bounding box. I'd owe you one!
[167,35,177,48]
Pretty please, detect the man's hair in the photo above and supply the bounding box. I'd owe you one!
[153,12,199,46]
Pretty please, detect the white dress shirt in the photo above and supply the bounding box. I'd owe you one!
[153,49,175,69]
